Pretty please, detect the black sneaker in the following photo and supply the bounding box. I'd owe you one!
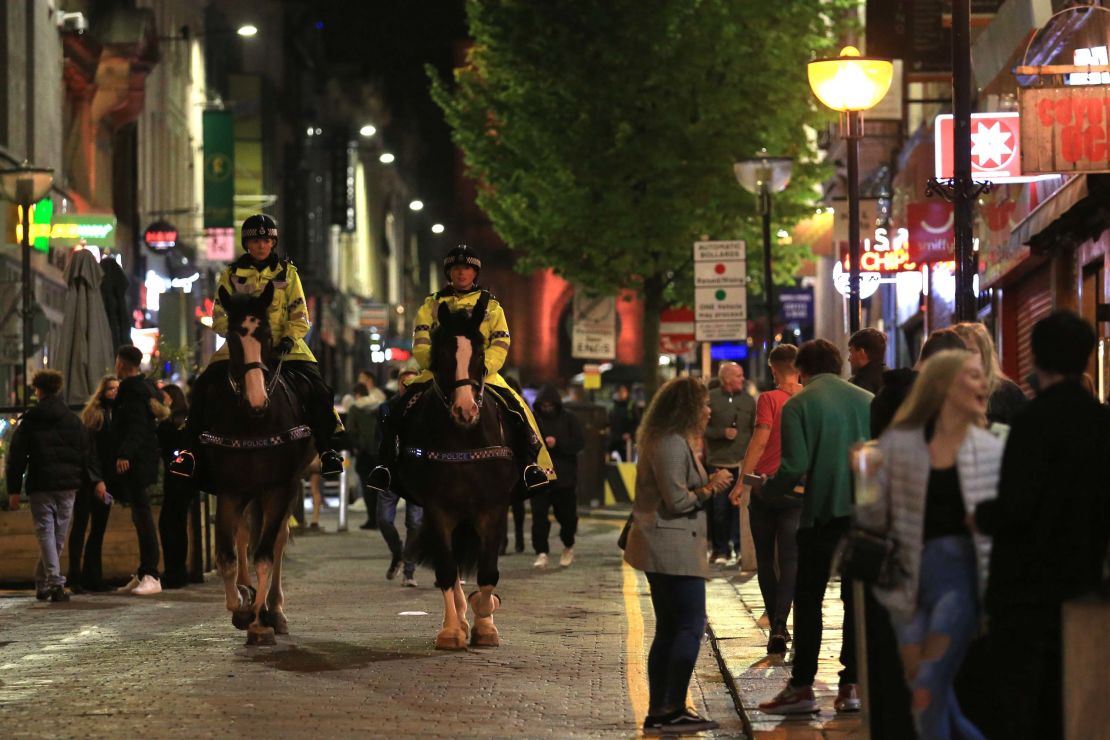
[386,557,403,581]
[644,709,719,735]
[49,586,70,603]
[359,520,377,530]
[365,466,391,494]
[768,622,789,654]
[169,450,197,478]
[319,450,344,477]
[35,587,49,601]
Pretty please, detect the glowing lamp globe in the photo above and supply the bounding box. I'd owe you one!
[807,46,893,112]
[734,152,793,196]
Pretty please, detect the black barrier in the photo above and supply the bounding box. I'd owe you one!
[564,401,609,507]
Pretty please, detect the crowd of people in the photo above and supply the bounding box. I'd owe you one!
[623,310,1109,738]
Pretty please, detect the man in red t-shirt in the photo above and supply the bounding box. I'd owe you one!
[730,344,804,655]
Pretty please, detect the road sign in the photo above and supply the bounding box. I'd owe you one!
[659,307,696,354]
[571,292,616,360]
[693,240,746,342]
[358,301,389,329]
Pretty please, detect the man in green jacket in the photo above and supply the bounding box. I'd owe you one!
[757,339,873,716]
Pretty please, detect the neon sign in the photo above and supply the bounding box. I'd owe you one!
[15,214,116,247]
[839,227,919,273]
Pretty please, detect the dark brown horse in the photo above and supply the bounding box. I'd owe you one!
[396,294,518,649]
[204,282,316,646]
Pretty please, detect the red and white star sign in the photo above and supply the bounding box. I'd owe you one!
[934,112,1048,183]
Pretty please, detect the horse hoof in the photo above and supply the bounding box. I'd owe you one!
[470,625,500,648]
[264,607,288,639]
[246,625,277,647]
[434,628,467,650]
[231,609,254,631]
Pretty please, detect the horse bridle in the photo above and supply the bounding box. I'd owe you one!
[227,355,285,411]
[432,376,485,410]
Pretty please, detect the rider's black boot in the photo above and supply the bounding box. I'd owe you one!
[319,449,344,478]
[169,450,196,478]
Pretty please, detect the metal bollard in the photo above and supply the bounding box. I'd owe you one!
[336,450,349,532]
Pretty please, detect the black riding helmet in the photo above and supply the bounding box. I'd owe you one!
[443,244,481,278]
[241,213,279,250]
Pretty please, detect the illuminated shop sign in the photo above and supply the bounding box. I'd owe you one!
[1066,47,1110,86]
[839,226,918,273]
[14,212,116,248]
[143,221,178,252]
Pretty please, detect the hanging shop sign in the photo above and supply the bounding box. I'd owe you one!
[203,110,235,228]
[693,240,747,342]
[907,201,954,263]
[1019,85,1110,174]
[205,227,236,262]
[839,226,918,273]
[143,221,178,253]
[934,112,1053,184]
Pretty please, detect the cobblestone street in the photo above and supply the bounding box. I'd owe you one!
[0,512,744,738]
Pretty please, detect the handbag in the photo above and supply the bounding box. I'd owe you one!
[839,526,899,587]
[617,513,633,550]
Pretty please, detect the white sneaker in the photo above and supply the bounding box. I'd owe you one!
[559,547,575,568]
[132,575,162,596]
[533,553,549,569]
[402,576,417,588]
[116,575,141,593]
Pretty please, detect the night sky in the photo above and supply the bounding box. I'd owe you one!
[311,1,469,220]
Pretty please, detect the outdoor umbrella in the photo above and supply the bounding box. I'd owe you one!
[55,248,115,405]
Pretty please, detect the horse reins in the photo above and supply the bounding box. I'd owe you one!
[227,354,285,408]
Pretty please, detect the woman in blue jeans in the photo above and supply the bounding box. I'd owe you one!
[858,350,1004,739]
[623,377,733,735]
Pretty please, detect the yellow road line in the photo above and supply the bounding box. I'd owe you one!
[622,561,649,723]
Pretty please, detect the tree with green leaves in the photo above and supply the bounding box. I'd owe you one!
[431,0,854,395]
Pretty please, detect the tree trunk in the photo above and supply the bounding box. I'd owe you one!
[641,274,664,400]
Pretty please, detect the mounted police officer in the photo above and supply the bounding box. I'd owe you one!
[365,244,554,496]
[170,214,344,480]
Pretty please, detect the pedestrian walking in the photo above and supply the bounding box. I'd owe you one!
[871,328,968,438]
[730,344,803,655]
[607,384,641,461]
[953,322,1028,425]
[345,382,383,529]
[623,376,732,734]
[68,375,118,593]
[530,385,585,569]
[109,345,163,596]
[848,328,889,394]
[974,311,1110,740]
[157,384,194,589]
[757,339,871,715]
[340,369,386,411]
[374,367,422,587]
[703,361,754,566]
[5,370,107,602]
[858,349,1003,739]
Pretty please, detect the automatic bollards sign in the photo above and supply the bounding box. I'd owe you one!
[570,292,617,360]
[693,240,747,342]
[1019,85,1110,174]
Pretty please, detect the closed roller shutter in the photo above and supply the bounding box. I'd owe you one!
[1013,269,1053,395]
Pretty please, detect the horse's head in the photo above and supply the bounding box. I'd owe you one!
[432,293,488,428]
[217,281,275,413]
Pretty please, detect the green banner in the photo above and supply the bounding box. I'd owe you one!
[203,110,235,228]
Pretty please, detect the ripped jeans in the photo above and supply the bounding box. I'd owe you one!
[895,535,985,740]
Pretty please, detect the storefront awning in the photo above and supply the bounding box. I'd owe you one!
[1006,174,1090,254]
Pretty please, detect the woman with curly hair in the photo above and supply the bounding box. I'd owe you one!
[624,376,733,734]
[68,375,119,592]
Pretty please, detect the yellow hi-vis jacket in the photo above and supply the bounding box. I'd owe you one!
[409,285,554,480]
[210,256,316,364]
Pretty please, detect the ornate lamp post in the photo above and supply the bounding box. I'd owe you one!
[0,162,55,407]
[735,152,793,363]
[807,46,893,333]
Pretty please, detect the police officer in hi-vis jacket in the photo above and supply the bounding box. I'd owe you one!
[365,244,555,496]
[170,214,344,480]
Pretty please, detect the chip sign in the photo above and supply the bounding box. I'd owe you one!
[144,221,178,253]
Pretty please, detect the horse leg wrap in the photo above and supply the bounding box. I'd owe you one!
[467,590,501,619]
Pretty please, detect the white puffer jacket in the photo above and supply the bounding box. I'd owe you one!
[855,425,1003,624]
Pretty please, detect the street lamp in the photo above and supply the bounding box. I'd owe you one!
[807,46,893,333]
[735,151,792,362]
[0,162,55,407]
[379,152,395,164]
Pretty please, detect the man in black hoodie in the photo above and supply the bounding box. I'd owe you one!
[530,385,585,569]
[6,370,105,602]
[975,311,1110,739]
[109,345,163,596]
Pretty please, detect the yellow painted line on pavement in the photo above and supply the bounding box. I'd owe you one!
[621,561,649,723]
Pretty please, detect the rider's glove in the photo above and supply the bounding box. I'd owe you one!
[275,337,295,355]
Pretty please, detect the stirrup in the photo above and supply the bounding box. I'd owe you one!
[365,466,392,494]
[523,464,549,490]
[319,450,343,478]
[169,450,196,478]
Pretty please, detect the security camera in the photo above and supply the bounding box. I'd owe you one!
[57,12,88,34]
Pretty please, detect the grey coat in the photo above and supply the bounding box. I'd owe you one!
[623,433,711,578]
[856,425,1003,623]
